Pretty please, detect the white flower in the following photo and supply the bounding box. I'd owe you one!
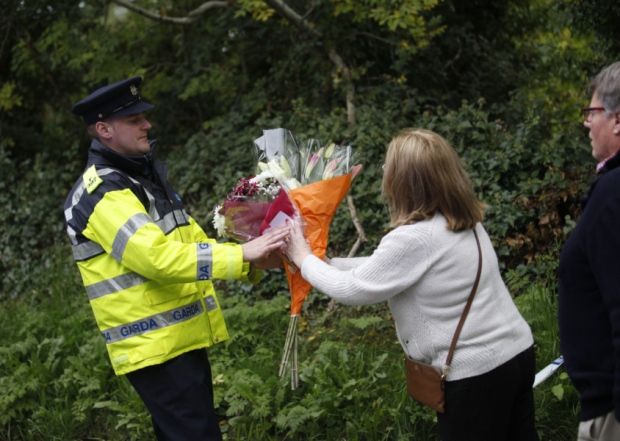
[250,169,276,184]
[267,159,301,190]
[212,205,228,238]
[250,170,282,199]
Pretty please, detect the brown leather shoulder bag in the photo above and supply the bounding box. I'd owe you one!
[405,229,482,413]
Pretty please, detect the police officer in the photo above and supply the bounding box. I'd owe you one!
[64,76,288,440]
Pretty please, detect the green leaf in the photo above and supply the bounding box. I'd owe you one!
[552,384,565,401]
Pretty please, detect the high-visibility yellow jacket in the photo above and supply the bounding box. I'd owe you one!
[64,139,260,375]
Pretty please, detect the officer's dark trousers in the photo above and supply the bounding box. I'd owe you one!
[126,349,222,441]
[436,345,539,441]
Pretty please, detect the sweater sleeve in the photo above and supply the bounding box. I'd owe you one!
[300,227,432,305]
[329,256,370,271]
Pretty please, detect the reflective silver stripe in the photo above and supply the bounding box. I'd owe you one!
[85,271,149,300]
[204,295,218,311]
[102,299,204,344]
[179,208,190,224]
[155,209,182,234]
[141,185,159,220]
[65,180,89,246]
[110,213,152,262]
[65,167,126,232]
[154,212,173,234]
[196,243,213,280]
[66,225,78,246]
[65,183,86,225]
[98,168,122,178]
[72,240,105,261]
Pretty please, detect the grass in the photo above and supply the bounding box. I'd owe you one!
[516,283,580,441]
[0,251,578,440]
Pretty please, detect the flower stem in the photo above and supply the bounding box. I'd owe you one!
[291,328,299,390]
[279,315,300,389]
[279,315,298,379]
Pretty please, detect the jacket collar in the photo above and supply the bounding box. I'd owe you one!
[86,138,157,175]
[597,149,620,175]
[581,149,620,210]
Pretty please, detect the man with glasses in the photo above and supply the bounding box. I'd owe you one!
[559,62,620,440]
[64,76,288,440]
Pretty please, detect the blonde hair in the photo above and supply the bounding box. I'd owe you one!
[382,128,486,231]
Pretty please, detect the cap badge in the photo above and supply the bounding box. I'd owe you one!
[130,85,138,96]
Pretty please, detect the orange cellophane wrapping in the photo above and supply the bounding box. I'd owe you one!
[286,173,352,316]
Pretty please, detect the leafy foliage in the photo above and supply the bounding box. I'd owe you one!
[0,0,614,437]
[561,0,620,60]
[0,143,81,299]
[0,257,577,440]
[0,250,151,440]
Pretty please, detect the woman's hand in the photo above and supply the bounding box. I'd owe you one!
[241,226,288,263]
[286,216,313,267]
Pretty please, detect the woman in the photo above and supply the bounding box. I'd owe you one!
[286,128,538,440]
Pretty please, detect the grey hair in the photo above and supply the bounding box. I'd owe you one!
[589,62,620,114]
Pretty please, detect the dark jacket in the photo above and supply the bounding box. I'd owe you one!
[68,139,190,241]
[559,150,620,422]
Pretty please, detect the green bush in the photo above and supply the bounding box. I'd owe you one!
[169,97,592,288]
[1,80,593,438]
[0,241,578,440]
[0,0,603,437]
[0,246,151,440]
[0,142,81,301]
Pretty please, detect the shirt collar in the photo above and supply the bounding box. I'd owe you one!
[596,154,614,173]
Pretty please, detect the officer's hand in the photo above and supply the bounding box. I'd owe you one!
[241,226,288,262]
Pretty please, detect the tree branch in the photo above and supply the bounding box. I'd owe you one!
[355,31,395,46]
[264,0,356,128]
[263,0,322,38]
[346,195,367,257]
[328,49,356,127]
[110,0,228,25]
[112,0,357,127]
[326,195,367,313]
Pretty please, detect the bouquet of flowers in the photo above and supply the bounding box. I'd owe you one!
[213,171,295,242]
[213,128,362,389]
[254,128,362,389]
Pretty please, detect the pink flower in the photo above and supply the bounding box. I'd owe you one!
[351,164,363,180]
[322,158,339,180]
[304,152,321,180]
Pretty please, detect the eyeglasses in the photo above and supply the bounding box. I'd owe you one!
[582,107,606,121]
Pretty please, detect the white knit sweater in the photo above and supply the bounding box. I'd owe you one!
[301,213,533,381]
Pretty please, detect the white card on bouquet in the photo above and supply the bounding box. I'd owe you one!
[262,211,293,234]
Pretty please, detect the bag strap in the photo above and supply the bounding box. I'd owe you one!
[441,228,482,380]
